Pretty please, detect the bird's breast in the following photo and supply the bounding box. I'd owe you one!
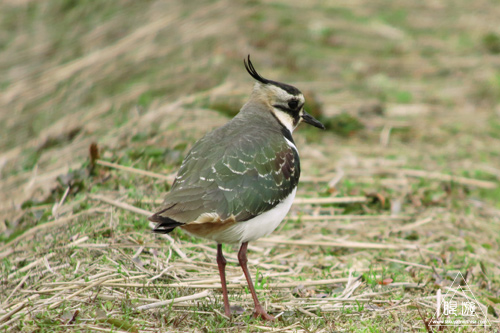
[196,187,297,244]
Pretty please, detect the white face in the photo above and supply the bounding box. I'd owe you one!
[245,59,325,132]
[265,84,305,133]
[272,107,299,133]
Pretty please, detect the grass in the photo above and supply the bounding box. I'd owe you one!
[1,0,500,332]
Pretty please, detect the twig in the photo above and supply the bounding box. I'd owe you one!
[96,159,175,183]
[293,196,367,205]
[252,321,301,331]
[49,277,109,309]
[380,258,431,270]
[136,289,211,310]
[391,217,433,232]
[45,277,352,290]
[3,272,31,306]
[0,302,26,324]
[88,194,188,260]
[288,214,410,221]
[328,167,344,189]
[296,307,319,317]
[65,236,90,248]
[8,254,55,279]
[257,238,418,250]
[415,303,432,333]
[301,168,498,189]
[380,125,392,147]
[0,209,100,254]
[376,168,497,189]
[89,194,151,217]
[212,308,230,319]
[268,277,352,288]
[51,186,70,219]
[81,325,131,333]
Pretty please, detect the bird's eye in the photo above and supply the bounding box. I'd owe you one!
[288,100,298,109]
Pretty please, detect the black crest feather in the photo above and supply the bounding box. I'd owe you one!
[244,55,269,84]
[243,55,302,96]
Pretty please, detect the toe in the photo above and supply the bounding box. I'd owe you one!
[253,305,275,321]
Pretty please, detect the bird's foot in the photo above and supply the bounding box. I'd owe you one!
[222,307,231,319]
[253,305,275,321]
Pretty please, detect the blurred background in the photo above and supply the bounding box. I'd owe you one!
[2,0,500,244]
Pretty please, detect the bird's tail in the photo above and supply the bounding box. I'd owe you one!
[149,205,184,234]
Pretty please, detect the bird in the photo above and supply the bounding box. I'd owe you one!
[149,55,324,321]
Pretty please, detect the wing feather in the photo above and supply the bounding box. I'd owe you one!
[151,123,300,227]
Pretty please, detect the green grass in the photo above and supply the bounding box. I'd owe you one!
[1,0,500,331]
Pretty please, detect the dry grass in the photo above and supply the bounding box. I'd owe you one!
[1,0,500,332]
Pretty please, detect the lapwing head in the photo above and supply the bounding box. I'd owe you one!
[244,55,325,133]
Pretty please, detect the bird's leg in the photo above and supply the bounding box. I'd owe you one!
[217,243,231,318]
[237,242,275,321]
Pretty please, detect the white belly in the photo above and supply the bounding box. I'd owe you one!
[210,187,297,244]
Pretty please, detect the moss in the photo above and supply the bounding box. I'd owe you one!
[323,112,364,137]
[483,32,500,54]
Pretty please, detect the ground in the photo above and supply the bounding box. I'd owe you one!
[1,0,500,332]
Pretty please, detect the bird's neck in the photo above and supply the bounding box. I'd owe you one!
[239,99,296,135]
[269,107,295,133]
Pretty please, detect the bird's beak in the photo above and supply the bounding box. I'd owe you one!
[301,111,325,130]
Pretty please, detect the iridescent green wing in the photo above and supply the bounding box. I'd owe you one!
[208,133,300,221]
[157,130,300,223]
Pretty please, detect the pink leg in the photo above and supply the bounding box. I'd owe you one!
[217,244,231,318]
[238,242,275,321]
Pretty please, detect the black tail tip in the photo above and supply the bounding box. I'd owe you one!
[149,214,184,234]
[152,226,177,235]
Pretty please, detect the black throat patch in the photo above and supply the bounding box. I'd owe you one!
[269,110,296,145]
[272,104,301,127]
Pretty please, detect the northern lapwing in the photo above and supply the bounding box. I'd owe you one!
[149,55,324,321]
